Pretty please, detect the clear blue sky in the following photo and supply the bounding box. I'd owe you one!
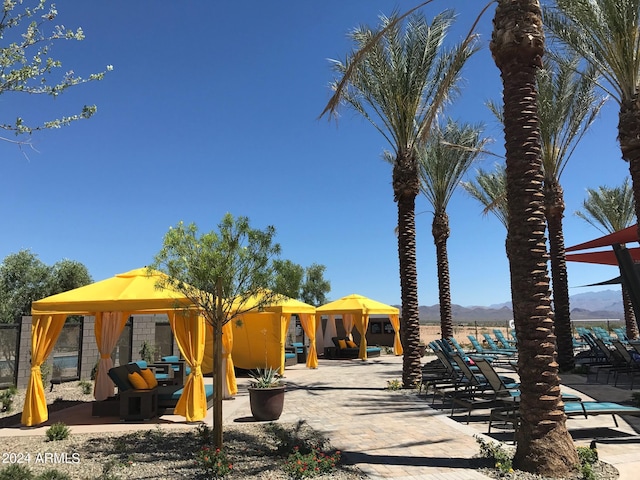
[0,1,629,308]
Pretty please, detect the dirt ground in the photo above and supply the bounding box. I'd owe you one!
[419,324,513,349]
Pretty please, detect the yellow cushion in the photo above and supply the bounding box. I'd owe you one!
[127,372,149,390]
[338,339,347,349]
[139,368,158,388]
[346,340,357,348]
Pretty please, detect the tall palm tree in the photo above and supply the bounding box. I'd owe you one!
[544,0,640,248]
[322,10,477,387]
[462,164,508,229]
[491,0,579,474]
[536,56,607,372]
[576,179,639,339]
[417,119,488,338]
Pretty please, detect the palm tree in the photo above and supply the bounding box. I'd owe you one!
[576,179,639,339]
[322,10,477,387]
[417,119,488,338]
[491,0,579,474]
[544,0,640,248]
[537,56,607,372]
[462,164,508,229]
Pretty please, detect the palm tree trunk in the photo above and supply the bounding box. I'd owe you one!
[622,287,639,340]
[491,0,578,475]
[545,181,574,372]
[619,97,640,243]
[433,211,453,338]
[394,151,422,388]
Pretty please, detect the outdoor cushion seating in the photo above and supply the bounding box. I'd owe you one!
[292,342,307,362]
[331,337,381,358]
[128,360,171,381]
[102,364,158,421]
[157,383,214,413]
[284,348,297,366]
[157,356,191,385]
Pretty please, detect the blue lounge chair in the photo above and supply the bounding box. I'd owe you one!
[493,329,516,349]
[482,333,517,355]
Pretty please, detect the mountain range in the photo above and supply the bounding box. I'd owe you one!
[413,289,624,322]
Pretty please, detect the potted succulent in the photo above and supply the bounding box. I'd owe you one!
[247,367,286,421]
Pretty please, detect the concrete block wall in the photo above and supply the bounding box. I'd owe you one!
[16,316,32,388]
[80,316,99,381]
[131,314,156,362]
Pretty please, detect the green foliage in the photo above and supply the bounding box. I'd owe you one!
[300,264,331,307]
[194,423,213,443]
[474,435,513,474]
[138,341,158,363]
[577,445,598,480]
[39,362,51,385]
[0,250,92,324]
[0,385,18,412]
[194,446,233,479]
[45,422,70,441]
[249,368,283,388]
[266,420,329,457]
[386,379,402,390]
[90,359,99,381]
[78,380,92,395]
[0,464,34,480]
[0,0,111,138]
[150,214,282,328]
[283,446,341,479]
[34,470,71,480]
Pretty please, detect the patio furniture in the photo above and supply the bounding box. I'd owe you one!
[291,342,307,363]
[330,337,381,359]
[283,347,298,366]
[96,364,158,421]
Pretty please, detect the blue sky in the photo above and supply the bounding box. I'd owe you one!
[0,1,630,308]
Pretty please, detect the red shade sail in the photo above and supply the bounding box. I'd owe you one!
[565,248,640,265]
[565,224,639,252]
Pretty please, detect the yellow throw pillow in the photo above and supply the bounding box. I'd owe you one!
[338,339,347,349]
[139,368,158,389]
[346,340,357,348]
[127,372,149,390]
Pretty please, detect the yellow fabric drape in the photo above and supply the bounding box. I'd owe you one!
[298,313,318,368]
[94,311,130,401]
[278,314,291,374]
[221,321,237,396]
[389,314,402,355]
[343,314,354,340]
[354,313,369,360]
[201,320,213,374]
[170,311,207,421]
[21,314,67,426]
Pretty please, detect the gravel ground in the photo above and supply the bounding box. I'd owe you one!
[0,382,619,479]
[0,382,367,479]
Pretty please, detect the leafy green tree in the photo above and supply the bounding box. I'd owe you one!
[0,0,110,146]
[322,9,478,388]
[273,259,305,299]
[576,179,639,339]
[417,119,488,338]
[491,0,579,473]
[150,214,281,449]
[0,250,92,323]
[301,263,331,307]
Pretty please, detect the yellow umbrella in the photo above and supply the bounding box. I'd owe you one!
[316,294,402,358]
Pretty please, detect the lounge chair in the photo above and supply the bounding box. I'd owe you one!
[564,401,640,427]
[482,333,518,355]
[447,337,496,363]
[609,339,640,388]
[493,329,516,349]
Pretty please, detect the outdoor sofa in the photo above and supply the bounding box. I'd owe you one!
[329,337,382,359]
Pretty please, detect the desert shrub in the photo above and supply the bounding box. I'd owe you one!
[282,446,340,479]
[474,435,513,474]
[0,386,18,412]
[78,380,92,395]
[386,379,402,390]
[0,464,34,480]
[45,422,70,442]
[194,446,233,479]
[35,470,71,480]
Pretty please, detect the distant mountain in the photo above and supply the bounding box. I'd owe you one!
[413,289,623,322]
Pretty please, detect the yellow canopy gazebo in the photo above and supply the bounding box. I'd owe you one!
[316,294,401,359]
[231,292,318,374]
[26,267,221,426]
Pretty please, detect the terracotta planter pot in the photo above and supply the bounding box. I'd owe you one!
[248,385,286,421]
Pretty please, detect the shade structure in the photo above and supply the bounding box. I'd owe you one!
[566,224,639,252]
[566,249,640,266]
[231,292,318,373]
[26,268,215,426]
[316,294,401,358]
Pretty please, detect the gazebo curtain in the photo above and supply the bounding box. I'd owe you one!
[94,311,131,401]
[221,321,237,397]
[298,313,317,368]
[390,314,402,355]
[170,311,207,421]
[354,313,369,359]
[21,314,67,426]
